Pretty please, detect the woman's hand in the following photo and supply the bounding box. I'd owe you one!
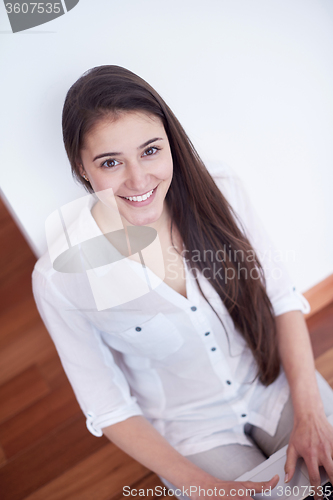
[274,311,333,499]
[188,474,279,500]
[285,411,333,499]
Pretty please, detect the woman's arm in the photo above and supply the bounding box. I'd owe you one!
[103,416,279,500]
[275,310,333,497]
[103,416,208,491]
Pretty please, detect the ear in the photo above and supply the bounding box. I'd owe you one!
[77,162,85,177]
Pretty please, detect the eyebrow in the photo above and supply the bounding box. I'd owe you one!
[92,137,164,162]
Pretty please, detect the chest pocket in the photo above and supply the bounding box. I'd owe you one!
[117,312,184,360]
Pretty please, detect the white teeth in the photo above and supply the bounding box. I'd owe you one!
[124,188,154,202]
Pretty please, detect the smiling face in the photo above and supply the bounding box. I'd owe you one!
[79,111,174,230]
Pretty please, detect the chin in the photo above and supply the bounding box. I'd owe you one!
[124,210,161,227]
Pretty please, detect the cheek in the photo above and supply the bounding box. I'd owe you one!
[90,172,121,195]
[166,161,174,180]
[158,154,173,180]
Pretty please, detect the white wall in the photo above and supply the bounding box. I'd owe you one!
[0,0,332,292]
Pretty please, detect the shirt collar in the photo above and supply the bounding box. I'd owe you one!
[75,196,196,310]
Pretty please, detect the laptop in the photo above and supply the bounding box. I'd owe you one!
[235,413,333,499]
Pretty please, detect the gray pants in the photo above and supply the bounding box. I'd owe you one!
[159,371,333,497]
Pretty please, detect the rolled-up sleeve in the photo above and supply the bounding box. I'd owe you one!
[32,268,143,437]
[216,170,311,317]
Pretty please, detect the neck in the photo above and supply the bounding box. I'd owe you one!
[141,202,171,238]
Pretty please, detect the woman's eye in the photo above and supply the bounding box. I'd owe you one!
[142,146,159,157]
[101,159,120,169]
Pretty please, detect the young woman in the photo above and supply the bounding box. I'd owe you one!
[32,65,333,500]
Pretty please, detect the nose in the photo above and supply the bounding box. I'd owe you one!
[124,160,151,194]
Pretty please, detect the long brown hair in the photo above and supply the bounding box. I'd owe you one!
[62,65,280,385]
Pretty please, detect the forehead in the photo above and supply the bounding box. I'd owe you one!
[83,111,165,150]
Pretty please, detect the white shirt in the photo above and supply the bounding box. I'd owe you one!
[32,161,310,456]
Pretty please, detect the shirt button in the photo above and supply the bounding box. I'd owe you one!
[241,413,247,417]
[205,332,210,336]
[226,380,232,385]
[135,327,142,332]
[211,347,216,351]
[191,306,197,311]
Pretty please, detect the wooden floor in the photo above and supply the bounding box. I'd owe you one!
[0,197,333,500]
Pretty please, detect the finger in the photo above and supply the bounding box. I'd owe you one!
[285,444,299,483]
[306,457,322,500]
[244,474,280,493]
[321,439,333,476]
[320,455,333,492]
[266,474,280,490]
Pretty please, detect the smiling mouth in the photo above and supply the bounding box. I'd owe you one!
[119,185,158,202]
